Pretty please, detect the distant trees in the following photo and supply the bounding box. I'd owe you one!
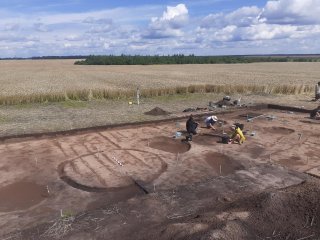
[74,54,320,65]
[1,54,318,63]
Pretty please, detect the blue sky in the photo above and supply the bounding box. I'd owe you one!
[0,0,320,57]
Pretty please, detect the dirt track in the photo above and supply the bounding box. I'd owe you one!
[0,106,319,239]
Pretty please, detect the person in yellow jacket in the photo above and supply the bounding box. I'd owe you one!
[229,125,246,144]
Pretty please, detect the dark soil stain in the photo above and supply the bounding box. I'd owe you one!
[0,181,48,212]
[279,156,304,167]
[265,126,295,135]
[205,152,245,176]
[149,136,190,154]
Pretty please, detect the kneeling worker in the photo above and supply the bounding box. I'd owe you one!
[310,106,320,120]
[205,115,218,130]
[230,124,246,144]
[186,115,199,141]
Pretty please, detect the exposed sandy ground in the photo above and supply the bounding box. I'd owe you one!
[1,60,319,239]
[0,60,320,96]
[0,105,319,239]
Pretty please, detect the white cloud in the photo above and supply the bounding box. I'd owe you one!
[239,24,297,41]
[85,18,113,33]
[260,0,320,25]
[144,4,189,39]
[201,6,261,28]
[33,23,49,32]
[159,3,189,28]
[3,23,20,31]
[1,1,320,57]
[198,0,320,50]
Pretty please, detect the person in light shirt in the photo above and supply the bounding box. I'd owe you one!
[204,115,218,130]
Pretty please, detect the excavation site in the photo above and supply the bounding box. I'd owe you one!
[0,104,319,240]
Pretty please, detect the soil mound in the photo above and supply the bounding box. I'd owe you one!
[216,99,234,107]
[230,181,320,239]
[133,180,320,240]
[144,107,170,116]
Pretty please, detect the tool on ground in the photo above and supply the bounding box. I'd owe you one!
[175,131,182,138]
[247,114,265,122]
[221,135,230,144]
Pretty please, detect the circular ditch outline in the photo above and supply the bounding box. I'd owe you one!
[58,149,167,192]
[264,126,295,135]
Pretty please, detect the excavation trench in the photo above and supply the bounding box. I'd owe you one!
[205,152,245,176]
[193,134,223,145]
[58,149,167,193]
[148,136,191,154]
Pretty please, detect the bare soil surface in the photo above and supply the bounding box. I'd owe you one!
[0,104,319,239]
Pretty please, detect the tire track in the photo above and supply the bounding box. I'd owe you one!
[124,150,153,169]
[53,139,70,158]
[98,132,122,149]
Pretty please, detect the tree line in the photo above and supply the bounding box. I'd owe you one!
[74,54,320,65]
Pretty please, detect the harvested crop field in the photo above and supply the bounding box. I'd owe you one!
[0,60,319,97]
[1,105,320,239]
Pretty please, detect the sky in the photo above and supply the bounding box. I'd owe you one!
[0,0,320,57]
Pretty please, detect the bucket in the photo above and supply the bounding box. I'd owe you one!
[186,134,192,141]
[175,132,182,138]
[221,135,230,144]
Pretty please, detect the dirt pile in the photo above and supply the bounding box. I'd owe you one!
[215,99,234,107]
[218,180,320,239]
[144,107,170,116]
[4,165,313,240]
[136,180,320,240]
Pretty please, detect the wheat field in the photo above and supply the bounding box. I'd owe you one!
[0,59,319,104]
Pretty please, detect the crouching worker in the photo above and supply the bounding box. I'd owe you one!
[205,115,218,130]
[229,124,246,144]
[310,106,320,120]
[186,115,199,141]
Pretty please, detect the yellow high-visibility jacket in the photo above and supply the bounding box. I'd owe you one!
[231,127,246,143]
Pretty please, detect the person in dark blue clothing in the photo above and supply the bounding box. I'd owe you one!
[186,115,199,141]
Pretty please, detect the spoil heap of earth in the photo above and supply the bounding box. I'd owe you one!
[144,107,170,116]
